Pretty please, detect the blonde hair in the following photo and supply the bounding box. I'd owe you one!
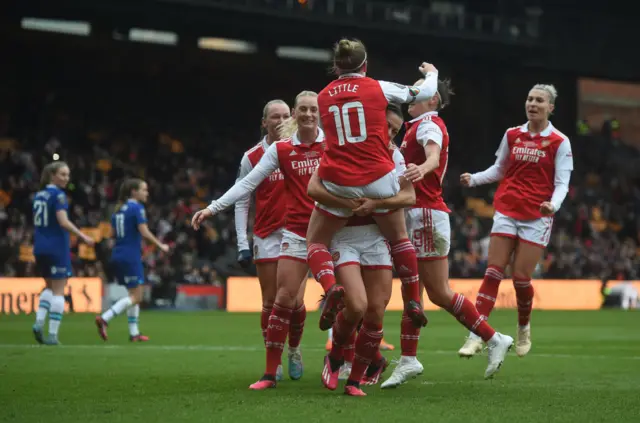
[261,99,289,136]
[40,161,69,186]
[278,91,318,139]
[332,38,367,74]
[532,84,558,104]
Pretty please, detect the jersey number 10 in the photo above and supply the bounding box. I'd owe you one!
[115,214,126,238]
[328,101,367,146]
[33,200,48,227]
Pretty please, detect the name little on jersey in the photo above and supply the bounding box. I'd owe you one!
[328,83,359,97]
[512,146,546,163]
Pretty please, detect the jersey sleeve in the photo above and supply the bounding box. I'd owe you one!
[469,131,510,187]
[55,191,68,211]
[392,149,406,176]
[208,143,279,214]
[378,71,438,104]
[234,154,254,252]
[549,138,573,212]
[416,120,443,148]
[136,205,148,225]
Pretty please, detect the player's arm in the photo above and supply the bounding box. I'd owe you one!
[404,121,443,182]
[369,178,416,209]
[136,206,169,252]
[543,138,573,215]
[379,64,438,104]
[234,154,253,253]
[192,144,279,229]
[54,193,93,245]
[307,169,361,209]
[462,131,510,187]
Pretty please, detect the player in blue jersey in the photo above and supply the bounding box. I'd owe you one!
[32,161,95,345]
[95,178,169,342]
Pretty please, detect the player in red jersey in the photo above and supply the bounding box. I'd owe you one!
[458,84,573,358]
[382,79,514,386]
[234,99,291,380]
[191,91,324,390]
[307,38,439,333]
[309,103,413,396]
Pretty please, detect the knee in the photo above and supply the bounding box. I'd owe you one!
[275,286,297,307]
[345,294,367,320]
[363,302,385,325]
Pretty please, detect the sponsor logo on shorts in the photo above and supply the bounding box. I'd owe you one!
[281,242,289,252]
[331,251,340,262]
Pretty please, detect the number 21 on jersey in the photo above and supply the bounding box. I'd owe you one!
[115,213,125,238]
[328,101,367,145]
[33,200,48,227]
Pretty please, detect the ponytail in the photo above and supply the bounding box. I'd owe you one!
[115,178,144,211]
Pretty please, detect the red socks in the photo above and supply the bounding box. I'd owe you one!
[307,243,336,292]
[264,303,292,377]
[260,306,272,345]
[329,311,359,362]
[514,277,534,326]
[348,322,383,384]
[390,239,421,303]
[449,293,496,342]
[475,265,504,319]
[344,329,357,363]
[400,310,420,356]
[288,304,306,348]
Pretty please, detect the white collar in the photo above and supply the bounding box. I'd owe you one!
[521,121,554,137]
[409,111,438,123]
[292,127,325,146]
[127,199,140,204]
[46,184,57,189]
[338,73,365,79]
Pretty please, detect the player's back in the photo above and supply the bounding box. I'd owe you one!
[111,199,146,261]
[318,75,393,186]
[33,185,69,257]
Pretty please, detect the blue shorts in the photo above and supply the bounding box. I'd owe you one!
[111,259,145,289]
[35,254,72,280]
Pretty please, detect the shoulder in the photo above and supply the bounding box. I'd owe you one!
[505,125,524,138]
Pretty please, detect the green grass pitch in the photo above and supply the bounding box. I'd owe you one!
[1,310,639,423]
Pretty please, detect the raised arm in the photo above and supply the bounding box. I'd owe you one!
[466,132,510,187]
[379,63,438,104]
[234,154,254,252]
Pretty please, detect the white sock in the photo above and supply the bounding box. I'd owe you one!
[328,328,333,341]
[48,295,65,336]
[35,289,53,326]
[468,331,482,341]
[127,304,140,337]
[102,296,133,322]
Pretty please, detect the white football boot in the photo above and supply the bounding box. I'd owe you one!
[380,356,424,389]
[515,324,532,357]
[458,332,484,358]
[484,332,514,379]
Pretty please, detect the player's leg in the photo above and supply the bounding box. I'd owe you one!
[250,240,308,390]
[127,284,147,342]
[511,217,550,357]
[254,232,281,345]
[287,276,307,380]
[322,264,367,391]
[459,212,516,357]
[96,260,138,341]
[44,277,67,345]
[305,208,349,330]
[351,267,393,395]
[32,256,54,343]
[373,210,426,327]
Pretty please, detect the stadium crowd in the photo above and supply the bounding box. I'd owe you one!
[1,97,638,303]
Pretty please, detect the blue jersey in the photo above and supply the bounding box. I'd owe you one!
[33,185,70,257]
[111,199,147,263]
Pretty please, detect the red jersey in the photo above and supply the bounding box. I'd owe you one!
[317,75,394,186]
[492,122,573,220]
[401,111,450,213]
[237,138,285,238]
[274,133,325,238]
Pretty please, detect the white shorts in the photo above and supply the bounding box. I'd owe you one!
[491,211,553,248]
[330,225,392,269]
[279,229,308,263]
[315,170,400,218]
[253,228,283,263]
[405,208,451,260]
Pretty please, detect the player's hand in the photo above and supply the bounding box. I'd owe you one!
[81,234,95,246]
[539,201,555,216]
[353,198,377,216]
[460,173,472,187]
[191,208,213,230]
[404,163,426,183]
[237,249,252,269]
[159,243,170,254]
[419,62,438,75]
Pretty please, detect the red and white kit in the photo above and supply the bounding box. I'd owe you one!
[208,130,325,261]
[469,122,573,247]
[401,111,451,260]
[329,148,407,270]
[316,72,438,218]
[235,137,286,263]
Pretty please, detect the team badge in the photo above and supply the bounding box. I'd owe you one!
[541,140,550,147]
[281,242,289,252]
[57,193,66,204]
[332,251,340,262]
